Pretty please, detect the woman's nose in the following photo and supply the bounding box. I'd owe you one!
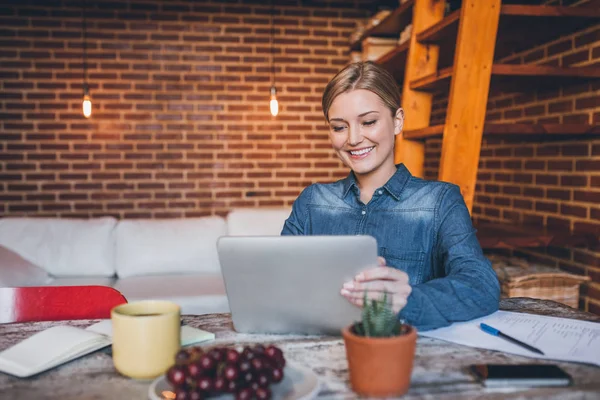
[347,125,363,146]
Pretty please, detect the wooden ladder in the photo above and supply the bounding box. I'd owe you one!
[399,0,501,213]
[395,0,600,213]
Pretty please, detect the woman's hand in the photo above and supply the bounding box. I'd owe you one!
[340,257,412,314]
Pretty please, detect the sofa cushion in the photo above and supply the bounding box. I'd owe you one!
[113,273,229,315]
[226,208,291,236]
[0,217,117,277]
[115,217,227,278]
[0,245,51,287]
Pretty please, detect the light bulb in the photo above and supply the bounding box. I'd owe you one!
[82,94,92,118]
[269,86,278,117]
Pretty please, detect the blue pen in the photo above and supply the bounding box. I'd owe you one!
[480,323,545,355]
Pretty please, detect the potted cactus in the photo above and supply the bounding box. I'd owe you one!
[341,292,417,397]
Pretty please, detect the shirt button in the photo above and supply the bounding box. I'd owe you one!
[378,190,383,195]
[361,210,366,215]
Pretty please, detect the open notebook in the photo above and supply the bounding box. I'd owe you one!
[0,321,215,378]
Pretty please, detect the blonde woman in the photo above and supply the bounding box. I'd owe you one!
[282,61,500,331]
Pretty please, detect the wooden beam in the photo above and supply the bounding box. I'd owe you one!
[438,0,501,213]
[403,123,600,140]
[377,41,410,82]
[410,64,600,92]
[395,0,445,178]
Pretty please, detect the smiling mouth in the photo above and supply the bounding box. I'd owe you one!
[348,146,374,157]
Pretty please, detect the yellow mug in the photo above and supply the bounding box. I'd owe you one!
[111,300,181,380]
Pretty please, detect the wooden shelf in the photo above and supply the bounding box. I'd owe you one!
[404,123,600,141]
[410,64,600,92]
[475,222,598,249]
[377,40,410,81]
[349,0,414,51]
[416,5,600,65]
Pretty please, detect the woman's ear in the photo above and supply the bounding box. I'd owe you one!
[394,108,404,135]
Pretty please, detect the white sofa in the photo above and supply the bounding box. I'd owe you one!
[0,208,291,316]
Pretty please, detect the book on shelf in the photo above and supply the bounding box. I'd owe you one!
[0,320,215,378]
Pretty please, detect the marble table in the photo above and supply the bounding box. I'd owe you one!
[0,298,599,399]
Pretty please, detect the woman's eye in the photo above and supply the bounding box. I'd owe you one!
[363,120,377,126]
[331,126,345,132]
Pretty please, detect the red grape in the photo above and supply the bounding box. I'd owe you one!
[208,348,224,362]
[213,377,226,392]
[264,345,282,361]
[226,379,239,393]
[242,371,255,384]
[197,376,214,393]
[255,387,272,400]
[271,368,284,383]
[223,363,240,381]
[251,357,265,372]
[253,344,265,354]
[242,346,255,360]
[238,360,251,373]
[189,390,205,400]
[226,348,241,363]
[175,389,189,400]
[235,388,254,400]
[187,361,203,379]
[257,372,270,387]
[167,365,187,387]
[198,354,215,371]
[175,349,191,365]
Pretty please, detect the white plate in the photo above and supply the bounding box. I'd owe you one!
[148,361,320,400]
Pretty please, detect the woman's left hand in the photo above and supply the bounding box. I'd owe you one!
[340,257,412,314]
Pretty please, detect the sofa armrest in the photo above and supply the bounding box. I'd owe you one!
[0,245,50,287]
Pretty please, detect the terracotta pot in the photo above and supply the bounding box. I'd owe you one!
[342,324,417,398]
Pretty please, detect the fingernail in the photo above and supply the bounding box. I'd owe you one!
[355,273,364,281]
[343,281,354,289]
[340,289,350,296]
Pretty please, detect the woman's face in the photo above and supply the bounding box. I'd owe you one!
[327,89,403,179]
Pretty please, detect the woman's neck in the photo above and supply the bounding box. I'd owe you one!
[355,163,397,204]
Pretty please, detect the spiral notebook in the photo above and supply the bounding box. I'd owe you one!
[0,321,214,378]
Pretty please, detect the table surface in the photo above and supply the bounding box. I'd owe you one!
[0,298,599,400]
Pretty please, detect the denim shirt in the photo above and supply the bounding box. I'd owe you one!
[281,164,500,331]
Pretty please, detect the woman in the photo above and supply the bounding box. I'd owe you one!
[281,61,500,331]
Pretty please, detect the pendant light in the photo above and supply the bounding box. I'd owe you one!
[82,0,91,118]
[269,0,278,117]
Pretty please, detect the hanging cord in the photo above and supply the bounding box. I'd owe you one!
[82,0,88,92]
[270,0,275,88]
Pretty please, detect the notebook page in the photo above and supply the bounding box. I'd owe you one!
[0,326,111,377]
[420,311,600,366]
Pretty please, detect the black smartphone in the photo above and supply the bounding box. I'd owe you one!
[469,364,573,388]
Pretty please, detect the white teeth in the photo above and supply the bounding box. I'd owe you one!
[350,147,374,156]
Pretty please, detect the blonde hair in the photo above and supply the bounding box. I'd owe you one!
[321,61,401,121]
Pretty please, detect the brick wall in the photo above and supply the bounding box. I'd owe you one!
[426,18,599,313]
[0,0,378,218]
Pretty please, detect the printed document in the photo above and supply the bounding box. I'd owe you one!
[420,311,600,366]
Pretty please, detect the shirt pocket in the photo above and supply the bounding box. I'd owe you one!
[380,248,426,285]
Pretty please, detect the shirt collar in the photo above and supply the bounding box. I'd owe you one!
[342,163,411,200]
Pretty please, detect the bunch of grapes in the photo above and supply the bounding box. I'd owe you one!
[166,344,286,400]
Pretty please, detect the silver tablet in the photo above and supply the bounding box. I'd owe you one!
[217,235,378,335]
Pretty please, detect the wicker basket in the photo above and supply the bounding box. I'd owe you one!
[489,255,590,308]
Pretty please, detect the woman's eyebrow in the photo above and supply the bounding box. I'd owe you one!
[329,110,380,122]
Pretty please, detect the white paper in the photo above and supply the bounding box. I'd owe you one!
[420,311,600,366]
[0,326,111,378]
